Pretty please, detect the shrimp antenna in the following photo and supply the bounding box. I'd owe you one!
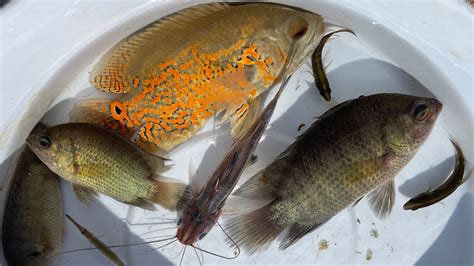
[59,236,177,255]
[217,221,241,257]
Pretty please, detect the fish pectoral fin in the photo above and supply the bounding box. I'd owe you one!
[89,2,230,93]
[368,178,395,219]
[280,222,326,250]
[229,96,262,140]
[72,183,99,206]
[126,198,157,211]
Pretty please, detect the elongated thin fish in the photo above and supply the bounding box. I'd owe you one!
[311,29,355,101]
[71,2,324,154]
[404,139,471,210]
[175,35,303,247]
[65,214,125,266]
[2,147,62,266]
[226,93,442,253]
[27,123,188,211]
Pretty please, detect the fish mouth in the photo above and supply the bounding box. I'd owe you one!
[428,99,443,121]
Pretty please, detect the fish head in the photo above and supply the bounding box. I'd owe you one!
[384,95,442,153]
[251,5,324,82]
[176,199,221,245]
[27,126,76,178]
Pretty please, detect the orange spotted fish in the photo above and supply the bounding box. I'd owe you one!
[71,3,324,153]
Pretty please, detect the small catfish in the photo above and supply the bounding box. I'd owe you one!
[27,122,188,211]
[226,93,442,253]
[65,214,125,266]
[71,2,324,154]
[404,139,472,210]
[2,146,62,266]
[175,34,304,251]
[311,29,355,101]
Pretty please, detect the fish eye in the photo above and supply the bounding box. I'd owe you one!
[413,102,430,121]
[288,17,309,39]
[30,251,41,257]
[177,217,182,226]
[198,233,207,240]
[39,136,52,148]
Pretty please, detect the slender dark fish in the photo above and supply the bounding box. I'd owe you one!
[404,139,471,210]
[65,214,125,266]
[175,37,304,247]
[2,147,62,266]
[311,29,355,101]
[226,93,442,253]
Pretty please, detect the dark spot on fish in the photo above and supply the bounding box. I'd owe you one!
[249,154,258,165]
[30,251,41,257]
[297,123,306,131]
[357,218,361,224]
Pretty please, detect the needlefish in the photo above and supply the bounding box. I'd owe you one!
[226,93,442,253]
[70,2,324,154]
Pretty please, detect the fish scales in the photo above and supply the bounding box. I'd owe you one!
[2,147,62,266]
[27,123,187,211]
[228,93,442,252]
[74,3,324,153]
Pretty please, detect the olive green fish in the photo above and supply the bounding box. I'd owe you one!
[226,93,442,252]
[26,122,188,211]
[404,138,472,210]
[311,29,355,101]
[65,214,124,266]
[71,2,324,154]
[2,147,62,266]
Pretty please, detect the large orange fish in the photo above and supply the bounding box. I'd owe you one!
[71,3,324,153]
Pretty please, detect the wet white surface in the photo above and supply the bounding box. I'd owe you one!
[1,1,473,265]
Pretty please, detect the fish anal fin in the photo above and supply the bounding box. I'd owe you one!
[126,197,156,211]
[72,183,99,206]
[90,3,230,93]
[225,202,285,254]
[229,96,261,139]
[280,222,325,250]
[368,178,395,219]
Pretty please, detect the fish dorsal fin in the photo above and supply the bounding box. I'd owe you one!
[90,3,230,93]
[368,178,395,219]
[141,151,171,174]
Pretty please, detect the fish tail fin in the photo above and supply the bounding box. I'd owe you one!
[150,179,190,210]
[225,202,285,254]
[70,98,135,139]
[233,167,280,200]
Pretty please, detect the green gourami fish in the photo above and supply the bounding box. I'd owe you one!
[71,2,324,154]
[2,147,62,266]
[226,93,442,252]
[26,123,188,211]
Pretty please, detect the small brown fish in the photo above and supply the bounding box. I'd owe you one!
[311,29,355,101]
[2,147,62,266]
[26,122,188,211]
[65,214,124,266]
[226,93,442,253]
[71,2,324,154]
[403,139,471,210]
